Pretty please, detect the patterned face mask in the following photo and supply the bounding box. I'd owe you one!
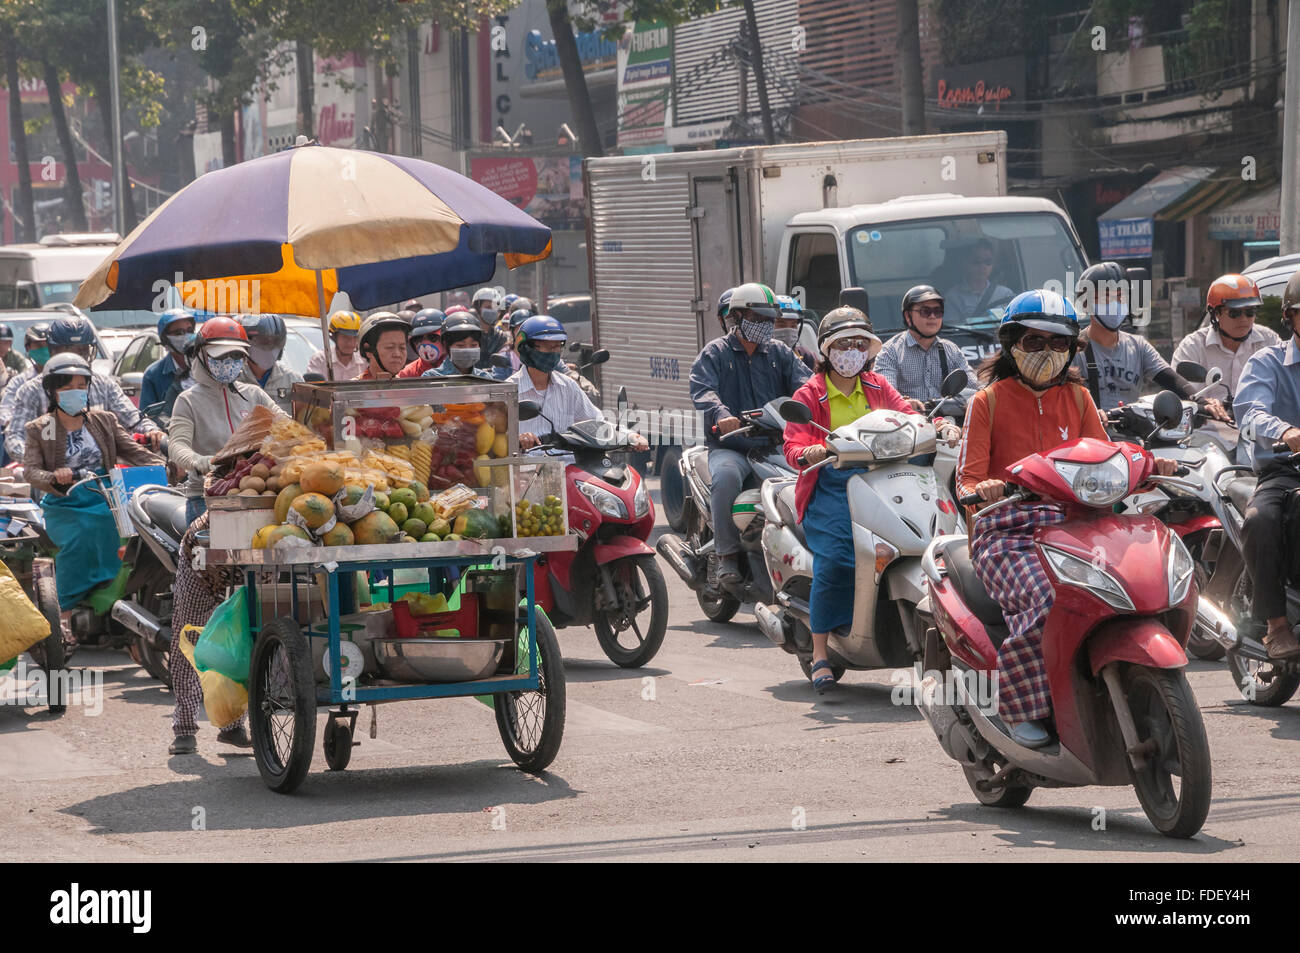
[417,341,442,364]
[740,318,775,345]
[828,348,868,377]
[1011,345,1070,387]
[207,356,245,384]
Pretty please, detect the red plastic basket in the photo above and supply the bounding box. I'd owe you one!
[391,593,480,639]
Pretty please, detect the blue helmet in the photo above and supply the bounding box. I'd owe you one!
[508,308,533,331]
[237,313,287,350]
[776,294,802,315]
[156,307,195,338]
[717,288,734,320]
[503,293,519,309]
[515,314,567,348]
[48,315,95,348]
[410,308,446,340]
[999,290,1079,342]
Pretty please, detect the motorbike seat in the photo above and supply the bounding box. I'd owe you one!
[142,492,191,539]
[937,537,1008,632]
[775,483,805,544]
[684,446,711,488]
[1224,474,1256,515]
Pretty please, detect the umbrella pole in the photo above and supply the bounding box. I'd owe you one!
[315,269,334,381]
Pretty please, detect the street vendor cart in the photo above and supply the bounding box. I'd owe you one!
[201,375,574,794]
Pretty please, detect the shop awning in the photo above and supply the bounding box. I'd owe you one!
[1208,185,1280,241]
[1097,166,1215,258]
[1157,168,1268,223]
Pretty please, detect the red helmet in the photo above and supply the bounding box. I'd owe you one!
[197,316,250,356]
[1206,274,1262,311]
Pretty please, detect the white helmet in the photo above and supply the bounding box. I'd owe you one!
[725,282,780,322]
[731,489,764,534]
[472,287,503,308]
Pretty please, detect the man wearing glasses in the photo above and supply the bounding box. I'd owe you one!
[1070,260,1231,421]
[944,239,1014,321]
[874,285,978,408]
[1172,273,1280,401]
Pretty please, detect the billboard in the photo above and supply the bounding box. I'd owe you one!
[617,21,672,148]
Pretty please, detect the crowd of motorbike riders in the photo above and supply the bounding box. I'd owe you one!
[9,263,1300,759]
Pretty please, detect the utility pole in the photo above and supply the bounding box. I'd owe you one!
[1282,0,1300,255]
[741,0,776,144]
[897,0,926,135]
[107,0,126,235]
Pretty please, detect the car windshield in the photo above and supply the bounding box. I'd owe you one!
[282,328,322,374]
[846,212,1086,335]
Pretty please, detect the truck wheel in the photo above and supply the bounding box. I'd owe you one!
[658,448,686,532]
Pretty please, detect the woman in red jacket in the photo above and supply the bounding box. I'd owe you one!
[783,308,912,692]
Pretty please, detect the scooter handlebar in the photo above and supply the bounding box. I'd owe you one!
[957,493,982,507]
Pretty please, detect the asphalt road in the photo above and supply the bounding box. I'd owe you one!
[2,478,1298,862]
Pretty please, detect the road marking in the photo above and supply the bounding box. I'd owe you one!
[564,699,666,735]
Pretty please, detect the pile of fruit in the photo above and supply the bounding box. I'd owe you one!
[513,495,566,537]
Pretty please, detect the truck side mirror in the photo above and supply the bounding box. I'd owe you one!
[839,287,869,314]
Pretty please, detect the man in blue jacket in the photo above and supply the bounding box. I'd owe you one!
[140,309,197,418]
[689,282,810,585]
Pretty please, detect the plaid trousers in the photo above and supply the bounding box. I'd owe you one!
[171,512,245,737]
[971,503,1067,724]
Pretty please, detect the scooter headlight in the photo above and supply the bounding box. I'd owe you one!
[1168,532,1196,605]
[577,481,628,519]
[632,479,650,518]
[861,424,915,461]
[1053,453,1131,507]
[1040,544,1135,611]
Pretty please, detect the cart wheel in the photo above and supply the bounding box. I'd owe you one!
[494,611,566,773]
[29,576,66,713]
[248,618,317,793]
[323,718,352,772]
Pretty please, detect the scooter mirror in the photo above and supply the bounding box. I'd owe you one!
[490,353,512,369]
[590,349,610,365]
[940,369,969,397]
[519,399,543,421]
[1152,390,1184,429]
[1206,366,1223,385]
[779,399,813,424]
[839,286,869,314]
[1175,361,1207,383]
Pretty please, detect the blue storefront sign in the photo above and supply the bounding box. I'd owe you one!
[1099,217,1153,258]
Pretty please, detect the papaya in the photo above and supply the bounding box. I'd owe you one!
[291,492,336,530]
[266,524,312,548]
[319,522,354,547]
[452,508,499,540]
[250,523,277,549]
[274,483,303,523]
[301,461,345,497]
[402,518,428,538]
[339,483,366,507]
[352,510,400,545]
[373,491,390,512]
[390,487,417,510]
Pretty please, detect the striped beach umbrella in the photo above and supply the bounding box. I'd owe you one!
[74,141,552,318]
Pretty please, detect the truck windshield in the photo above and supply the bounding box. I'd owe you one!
[846,212,1086,335]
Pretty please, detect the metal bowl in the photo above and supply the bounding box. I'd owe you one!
[373,637,507,683]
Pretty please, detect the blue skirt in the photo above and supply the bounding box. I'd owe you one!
[42,476,122,611]
[802,465,856,633]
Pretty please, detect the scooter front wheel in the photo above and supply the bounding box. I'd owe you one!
[1122,665,1211,839]
[594,556,668,667]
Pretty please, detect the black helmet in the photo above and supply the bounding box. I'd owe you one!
[1283,270,1300,333]
[1075,261,1125,302]
[41,352,93,407]
[901,285,944,339]
[0,323,12,342]
[440,313,483,347]
[25,321,51,346]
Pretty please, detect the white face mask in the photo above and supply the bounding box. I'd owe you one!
[452,346,480,368]
[828,348,868,377]
[773,327,799,347]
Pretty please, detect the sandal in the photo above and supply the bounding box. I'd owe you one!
[1264,625,1300,661]
[809,659,837,695]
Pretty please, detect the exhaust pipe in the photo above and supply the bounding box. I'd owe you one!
[913,670,980,764]
[111,599,168,647]
[656,534,702,590]
[1194,596,1238,651]
[754,603,787,647]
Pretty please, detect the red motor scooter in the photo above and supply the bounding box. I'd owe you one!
[915,392,1211,838]
[526,413,667,668]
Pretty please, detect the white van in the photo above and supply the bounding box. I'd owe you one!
[0,233,120,309]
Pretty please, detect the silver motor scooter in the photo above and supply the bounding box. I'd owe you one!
[755,372,965,684]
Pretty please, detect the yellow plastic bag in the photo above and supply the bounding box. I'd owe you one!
[0,559,50,663]
[178,625,248,727]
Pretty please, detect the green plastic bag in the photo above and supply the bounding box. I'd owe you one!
[194,586,253,687]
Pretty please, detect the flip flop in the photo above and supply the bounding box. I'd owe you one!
[809,659,837,694]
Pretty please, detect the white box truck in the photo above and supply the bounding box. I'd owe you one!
[582,131,1089,525]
